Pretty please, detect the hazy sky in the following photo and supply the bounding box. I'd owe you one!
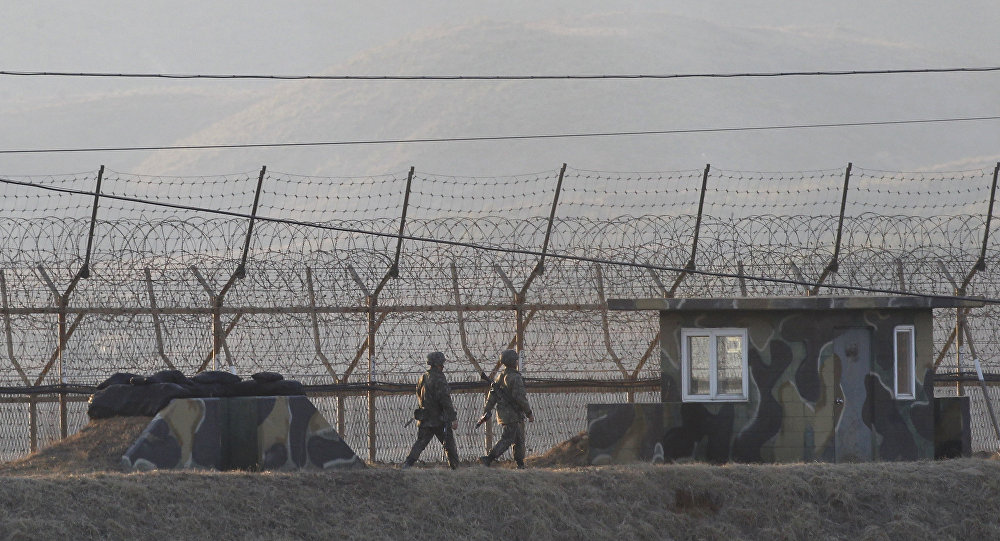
[2,1,999,175]
[5,1,999,73]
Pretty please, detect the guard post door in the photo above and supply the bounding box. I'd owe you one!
[833,327,874,462]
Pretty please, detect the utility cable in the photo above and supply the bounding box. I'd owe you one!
[3,66,1000,80]
[2,115,999,155]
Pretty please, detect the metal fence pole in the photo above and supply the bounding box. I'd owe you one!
[57,297,67,438]
[0,271,29,386]
[951,162,999,395]
[367,294,377,463]
[957,307,965,396]
[366,166,415,463]
[56,166,105,438]
[967,162,999,287]
[233,166,267,281]
[668,164,710,296]
[811,162,851,295]
[144,268,176,370]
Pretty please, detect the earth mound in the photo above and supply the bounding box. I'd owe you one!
[527,431,589,468]
[0,417,151,475]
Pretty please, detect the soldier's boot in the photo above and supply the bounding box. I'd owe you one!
[401,458,415,469]
[447,454,459,470]
[478,454,494,467]
[515,459,525,469]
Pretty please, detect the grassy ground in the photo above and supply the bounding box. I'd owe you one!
[0,419,997,540]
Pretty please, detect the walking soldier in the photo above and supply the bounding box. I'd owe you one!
[478,349,535,468]
[402,351,460,469]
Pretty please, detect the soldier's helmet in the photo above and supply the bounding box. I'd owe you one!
[500,349,519,368]
[426,351,446,367]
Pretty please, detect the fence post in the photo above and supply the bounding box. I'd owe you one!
[144,268,176,370]
[669,164,710,296]
[374,166,414,298]
[305,267,339,381]
[232,166,267,281]
[38,163,100,441]
[968,341,1000,445]
[594,264,630,376]
[950,162,999,396]
[527,163,566,282]
[956,307,965,396]
[737,261,748,296]
[57,292,67,438]
[811,163,851,296]
[960,162,999,292]
[367,293,377,463]
[193,166,267,374]
[363,167,415,463]
[449,262,494,452]
[78,165,104,280]
[0,271,29,385]
[54,166,106,438]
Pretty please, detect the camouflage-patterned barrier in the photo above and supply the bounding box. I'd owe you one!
[934,396,972,459]
[593,297,982,464]
[122,395,364,471]
[588,398,972,465]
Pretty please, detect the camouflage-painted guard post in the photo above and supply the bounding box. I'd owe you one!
[402,351,460,469]
[478,349,535,469]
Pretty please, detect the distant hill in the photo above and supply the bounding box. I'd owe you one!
[130,13,1000,177]
[3,12,997,178]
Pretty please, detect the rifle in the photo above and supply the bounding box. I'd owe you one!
[475,369,527,428]
[403,407,424,428]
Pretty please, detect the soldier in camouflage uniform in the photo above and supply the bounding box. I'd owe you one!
[479,349,535,468]
[402,351,460,469]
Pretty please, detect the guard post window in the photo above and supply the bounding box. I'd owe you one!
[894,325,916,399]
[681,328,749,402]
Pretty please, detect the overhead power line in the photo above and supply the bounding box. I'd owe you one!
[2,114,999,155]
[0,174,996,305]
[2,66,1000,81]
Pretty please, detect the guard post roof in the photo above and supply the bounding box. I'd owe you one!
[607,295,986,312]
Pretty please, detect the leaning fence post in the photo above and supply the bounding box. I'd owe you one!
[232,166,267,281]
[514,163,567,369]
[811,163,851,296]
[949,163,999,396]
[78,165,104,280]
[526,163,566,282]
[960,162,999,292]
[668,164,710,296]
[367,166,415,463]
[49,166,106,438]
[374,166,414,298]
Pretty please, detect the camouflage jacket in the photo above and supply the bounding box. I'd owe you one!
[484,367,533,425]
[416,367,457,427]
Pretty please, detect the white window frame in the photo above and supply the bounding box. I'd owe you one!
[680,328,749,402]
[893,325,916,400]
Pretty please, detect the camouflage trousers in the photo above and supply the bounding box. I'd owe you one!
[487,422,527,464]
[404,424,459,469]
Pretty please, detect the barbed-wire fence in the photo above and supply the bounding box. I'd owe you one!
[2,162,1000,463]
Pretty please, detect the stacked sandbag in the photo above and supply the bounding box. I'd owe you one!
[87,370,305,419]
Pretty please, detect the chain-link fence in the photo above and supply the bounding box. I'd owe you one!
[2,162,1000,462]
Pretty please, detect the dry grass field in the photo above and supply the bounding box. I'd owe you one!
[1,418,998,540]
